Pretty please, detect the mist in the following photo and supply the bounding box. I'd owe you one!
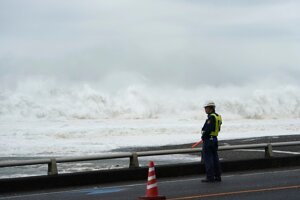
[1,0,300,88]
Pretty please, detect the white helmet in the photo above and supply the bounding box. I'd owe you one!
[203,100,216,108]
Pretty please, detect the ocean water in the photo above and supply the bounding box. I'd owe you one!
[1,78,300,155]
[1,78,300,177]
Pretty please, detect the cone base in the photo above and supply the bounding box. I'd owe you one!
[138,196,166,200]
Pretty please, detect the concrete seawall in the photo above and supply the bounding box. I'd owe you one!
[1,155,300,194]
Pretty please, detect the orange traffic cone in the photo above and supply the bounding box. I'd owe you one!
[139,161,166,200]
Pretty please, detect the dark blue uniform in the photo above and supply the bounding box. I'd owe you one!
[201,113,222,181]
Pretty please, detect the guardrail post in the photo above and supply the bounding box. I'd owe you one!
[265,144,273,158]
[48,158,58,175]
[129,152,139,168]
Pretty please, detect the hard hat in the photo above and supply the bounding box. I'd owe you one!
[203,100,216,108]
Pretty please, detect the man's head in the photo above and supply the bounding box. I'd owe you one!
[203,101,216,114]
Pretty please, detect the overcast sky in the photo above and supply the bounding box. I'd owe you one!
[1,0,300,87]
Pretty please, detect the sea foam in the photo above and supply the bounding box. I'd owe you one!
[1,77,300,121]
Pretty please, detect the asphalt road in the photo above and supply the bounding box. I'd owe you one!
[1,167,300,200]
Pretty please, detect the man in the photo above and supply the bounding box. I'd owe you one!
[201,100,222,182]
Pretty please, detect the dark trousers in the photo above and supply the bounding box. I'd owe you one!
[202,138,221,180]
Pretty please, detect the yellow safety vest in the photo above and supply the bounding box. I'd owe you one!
[210,113,222,137]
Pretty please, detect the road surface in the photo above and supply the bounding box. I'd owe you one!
[1,167,300,200]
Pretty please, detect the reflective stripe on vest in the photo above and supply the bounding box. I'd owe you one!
[210,113,222,137]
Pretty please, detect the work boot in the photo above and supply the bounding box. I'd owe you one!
[201,179,215,183]
[214,176,222,182]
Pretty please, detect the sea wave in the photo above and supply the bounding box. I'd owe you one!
[1,77,300,120]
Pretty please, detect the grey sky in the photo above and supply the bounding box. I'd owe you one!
[1,0,300,87]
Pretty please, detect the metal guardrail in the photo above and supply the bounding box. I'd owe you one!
[1,141,300,176]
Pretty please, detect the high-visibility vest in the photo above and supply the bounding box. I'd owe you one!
[210,113,222,137]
